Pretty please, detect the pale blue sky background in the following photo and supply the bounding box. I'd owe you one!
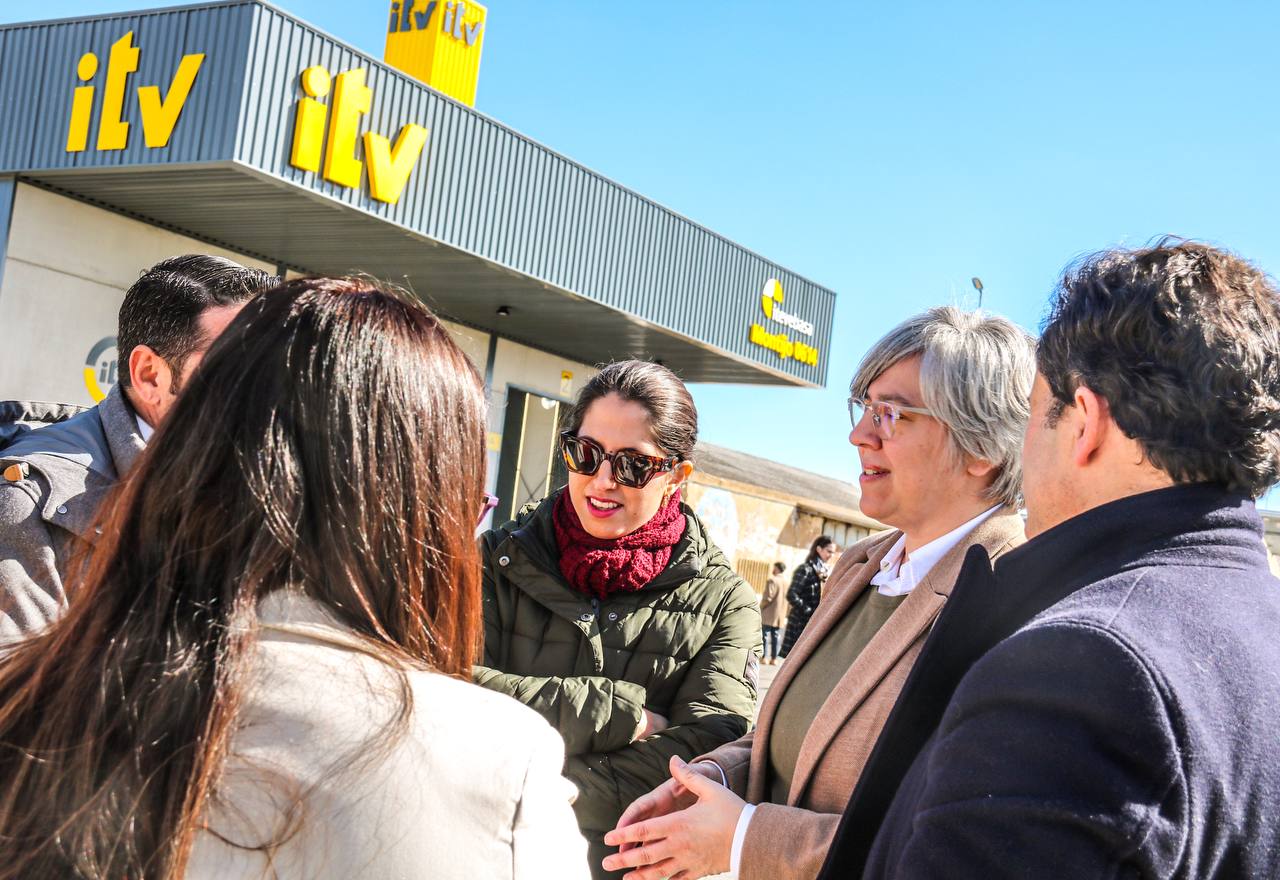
[8,1,1279,510]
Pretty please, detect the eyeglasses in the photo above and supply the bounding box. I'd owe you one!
[848,396,934,439]
[478,492,499,526]
[559,431,679,489]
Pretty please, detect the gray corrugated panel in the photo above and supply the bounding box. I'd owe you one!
[586,176,608,299]
[0,6,248,172]
[2,0,835,386]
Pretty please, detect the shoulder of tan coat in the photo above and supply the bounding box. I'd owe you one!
[921,506,1026,599]
[986,507,1027,558]
[824,529,899,595]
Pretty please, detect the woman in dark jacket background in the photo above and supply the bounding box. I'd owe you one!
[780,535,835,658]
[475,359,761,879]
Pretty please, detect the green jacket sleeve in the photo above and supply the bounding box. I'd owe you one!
[476,529,648,757]
[565,580,762,832]
[473,664,647,756]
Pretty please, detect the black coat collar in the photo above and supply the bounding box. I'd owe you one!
[817,483,1265,879]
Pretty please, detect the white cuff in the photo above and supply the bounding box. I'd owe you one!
[729,803,755,878]
[695,760,727,788]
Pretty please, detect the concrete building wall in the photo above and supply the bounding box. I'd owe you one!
[1262,511,1279,577]
[474,331,597,527]
[439,320,490,375]
[685,479,801,575]
[0,184,275,404]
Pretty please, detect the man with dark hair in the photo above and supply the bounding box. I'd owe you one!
[0,254,274,638]
[819,240,1280,880]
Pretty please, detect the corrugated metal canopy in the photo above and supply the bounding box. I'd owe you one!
[0,1,837,386]
[26,164,800,383]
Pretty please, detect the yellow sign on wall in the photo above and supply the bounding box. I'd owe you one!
[65,31,204,153]
[749,279,820,367]
[384,0,487,107]
[289,66,430,204]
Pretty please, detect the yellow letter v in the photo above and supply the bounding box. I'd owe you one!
[138,53,205,148]
[363,124,429,204]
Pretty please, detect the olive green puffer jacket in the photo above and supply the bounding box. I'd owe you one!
[475,491,761,875]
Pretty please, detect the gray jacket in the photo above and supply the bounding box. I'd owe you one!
[0,388,145,638]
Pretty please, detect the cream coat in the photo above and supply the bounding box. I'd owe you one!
[187,592,589,880]
[698,509,1025,880]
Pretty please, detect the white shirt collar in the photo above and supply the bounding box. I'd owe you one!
[869,505,1002,598]
[135,414,154,443]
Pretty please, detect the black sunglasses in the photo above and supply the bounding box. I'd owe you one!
[559,431,679,489]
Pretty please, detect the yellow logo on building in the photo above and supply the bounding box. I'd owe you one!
[761,278,782,319]
[83,336,118,403]
[65,32,204,152]
[289,66,430,204]
[384,0,487,107]
[749,279,819,367]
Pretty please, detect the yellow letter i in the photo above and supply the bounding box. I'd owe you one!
[290,66,331,172]
[66,52,98,152]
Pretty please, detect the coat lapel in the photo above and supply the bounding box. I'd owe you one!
[746,531,901,803]
[787,507,1025,805]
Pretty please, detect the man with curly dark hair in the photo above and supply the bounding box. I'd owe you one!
[818,240,1280,880]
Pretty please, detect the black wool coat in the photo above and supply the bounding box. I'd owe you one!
[781,558,823,656]
[818,484,1280,880]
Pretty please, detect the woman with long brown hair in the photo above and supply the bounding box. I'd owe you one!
[0,278,587,879]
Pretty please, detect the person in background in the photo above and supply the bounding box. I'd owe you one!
[779,536,833,658]
[605,307,1034,880]
[475,359,761,879]
[759,562,787,665]
[0,278,588,880]
[0,254,274,638]
[823,241,1280,880]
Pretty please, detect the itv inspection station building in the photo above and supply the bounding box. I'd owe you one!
[0,0,836,525]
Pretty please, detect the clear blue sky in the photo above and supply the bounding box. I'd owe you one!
[9,1,1279,510]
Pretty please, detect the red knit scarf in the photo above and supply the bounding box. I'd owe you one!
[553,488,687,600]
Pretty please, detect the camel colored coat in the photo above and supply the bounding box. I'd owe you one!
[698,509,1025,880]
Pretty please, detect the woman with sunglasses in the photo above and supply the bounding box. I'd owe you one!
[475,359,761,880]
[605,307,1034,880]
[0,279,587,879]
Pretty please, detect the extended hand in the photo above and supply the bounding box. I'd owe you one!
[613,759,721,853]
[602,755,744,879]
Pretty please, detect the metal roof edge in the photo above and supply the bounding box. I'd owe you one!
[219,160,825,387]
[0,0,839,303]
[17,166,287,268]
[22,160,819,386]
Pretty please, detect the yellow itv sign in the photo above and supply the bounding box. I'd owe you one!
[65,31,204,152]
[289,66,430,204]
[384,0,487,107]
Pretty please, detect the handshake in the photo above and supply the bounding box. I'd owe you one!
[602,756,744,880]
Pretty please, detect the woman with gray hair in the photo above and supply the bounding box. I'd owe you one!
[605,307,1034,880]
